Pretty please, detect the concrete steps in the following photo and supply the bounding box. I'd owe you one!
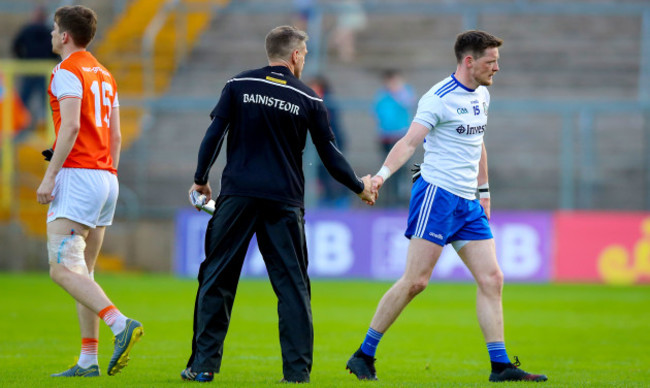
[130,1,647,210]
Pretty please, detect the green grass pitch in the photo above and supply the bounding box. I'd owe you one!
[0,273,648,387]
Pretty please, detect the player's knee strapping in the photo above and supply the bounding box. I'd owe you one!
[47,233,88,275]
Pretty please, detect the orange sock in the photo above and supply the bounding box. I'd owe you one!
[98,305,127,334]
[78,338,98,368]
[98,305,120,326]
[81,338,98,355]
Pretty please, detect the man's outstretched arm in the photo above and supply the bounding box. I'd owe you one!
[372,121,429,192]
[313,139,375,205]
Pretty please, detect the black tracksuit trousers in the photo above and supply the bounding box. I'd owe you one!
[186,195,313,382]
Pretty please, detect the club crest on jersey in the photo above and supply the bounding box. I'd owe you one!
[483,102,488,116]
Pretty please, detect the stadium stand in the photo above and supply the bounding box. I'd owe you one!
[1,0,649,270]
[118,0,650,213]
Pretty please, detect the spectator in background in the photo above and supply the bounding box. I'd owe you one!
[0,74,32,138]
[12,5,58,123]
[330,0,367,62]
[373,69,416,206]
[308,75,349,208]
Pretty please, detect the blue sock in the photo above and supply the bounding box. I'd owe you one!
[487,341,511,364]
[360,327,383,357]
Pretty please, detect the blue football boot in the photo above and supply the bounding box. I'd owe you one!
[107,319,144,376]
[52,363,100,377]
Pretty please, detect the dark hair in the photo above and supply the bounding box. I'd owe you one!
[382,69,400,81]
[454,30,503,63]
[310,74,331,94]
[265,25,308,61]
[55,5,97,48]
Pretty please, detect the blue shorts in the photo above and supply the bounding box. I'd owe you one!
[405,177,492,246]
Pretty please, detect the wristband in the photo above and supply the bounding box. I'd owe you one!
[376,165,392,181]
[478,183,490,199]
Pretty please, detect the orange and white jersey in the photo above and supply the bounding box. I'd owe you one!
[49,51,119,174]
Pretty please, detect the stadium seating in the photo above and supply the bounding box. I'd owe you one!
[1,0,648,270]
[119,1,648,211]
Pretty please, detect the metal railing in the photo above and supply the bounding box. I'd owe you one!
[136,96,650,212]
[142,0,188,98]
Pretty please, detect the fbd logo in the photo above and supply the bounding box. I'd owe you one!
[456,125,466,134]
[457,107,468,115]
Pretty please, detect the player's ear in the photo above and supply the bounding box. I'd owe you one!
[464,55,473,67]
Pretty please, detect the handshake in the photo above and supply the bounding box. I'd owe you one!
[356,175,383,206]
[357,164,420,206]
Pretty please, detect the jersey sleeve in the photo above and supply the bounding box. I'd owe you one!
[313,139,363,194]
[210,81,234,120]
[308,101,336,145]
[194,115,229,185]
[412,93,443,130]
[51,68,82,101]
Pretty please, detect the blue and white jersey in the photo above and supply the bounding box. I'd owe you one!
[412,73,490,199]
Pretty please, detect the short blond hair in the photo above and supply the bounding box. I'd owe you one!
[265,25,308,61]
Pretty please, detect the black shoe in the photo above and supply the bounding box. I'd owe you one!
[180,367,214,382]
[489,357,547,382]
[346,348,377,381]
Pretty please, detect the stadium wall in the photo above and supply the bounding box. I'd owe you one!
[175,210,650,285]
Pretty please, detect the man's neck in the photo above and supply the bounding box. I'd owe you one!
[268,60,293,74]
[453,67,478,90]
[60,46,86,60]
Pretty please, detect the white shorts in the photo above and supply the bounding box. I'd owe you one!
[47,168,119,228]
